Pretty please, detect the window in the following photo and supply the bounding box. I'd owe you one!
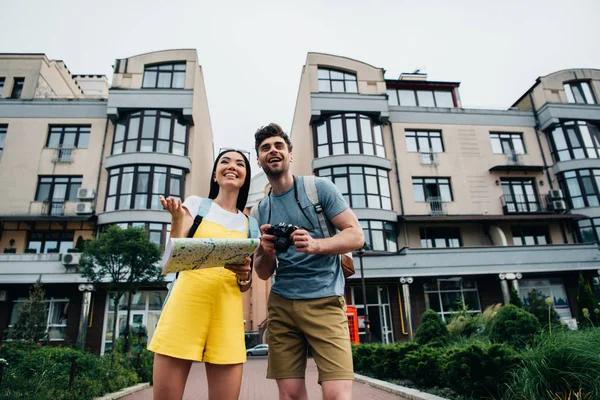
[405,130,444,153]
[550,121,600,162]
[105,165,184,212]
[0,124,6,159]
[558,169,600,209]
[577,218,600,243]
[412,177,452,202]
[501,179,539,213]
[420,227,461,248]
[360,220,397,252]
[27,231,74,254]
[35,176,82,203]
[0,77,5,96]
[564,81,596,104]
[520,279,571,320]
[46,125,90,149]
[107,222,171,247]
[313,114,385,158]
[424,278,481,322]
[10,77,24,99]
[10,298,69,340]
[490,132,526,156]
[387,89,454,108]
[112,110,188,156]
[512,226,550,245]
[317,166,391,209]
[142,63,186,89]
[317,68,358,93]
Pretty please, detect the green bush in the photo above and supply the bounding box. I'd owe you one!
[415,309,449,346]
[442,342,520,399]
[372,342,419,380]
[352,343,378,375]
[524,288,561,328]
[505,329,600,400]
[510,288,524,308]
[577,274,599,328]
[399,345,447,387]
[488,304,541,348]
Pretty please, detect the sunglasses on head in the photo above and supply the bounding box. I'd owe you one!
[218,147,251,158]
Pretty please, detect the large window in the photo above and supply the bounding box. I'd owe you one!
[314,114,385,158]
[112,110,188,156]
[412,177,452,202]
[360,220,397,252]
[142,63,186,89]
[317,166,391,209]
[405,130,444,153]
[46,125,90,149]
[564,81,596,104]
[35,176,82,202]
[520,279,571,320]
[420,227,461,248]
[27,231,74,254]
[0,124,6,159]
[105,165,184,212]
[10,77,24,99]
[578,218,600,243]
[317,68,358,93]
[501,179,539,213]
[512,226,550,245]
[424,278,481,322]
[550,121,600,162]
[10,298,69,341]
[558,169,600,209]
[387,88,454,108]
[490,132,525,155]
[110,222,171,247]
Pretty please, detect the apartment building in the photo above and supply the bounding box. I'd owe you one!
[0,50,217,353]
[272,53,600,343]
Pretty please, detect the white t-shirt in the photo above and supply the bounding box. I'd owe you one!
[182,196,247,234]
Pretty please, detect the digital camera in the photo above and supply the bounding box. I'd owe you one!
[266,223,298,252]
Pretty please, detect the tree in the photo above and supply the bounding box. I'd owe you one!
[509,288,523,308]
[577,274,599,328]
[488,304,541,348]
[524,288,560,328]
[415,309,449,346]
[79,226,163,349]
[7,278,48,341]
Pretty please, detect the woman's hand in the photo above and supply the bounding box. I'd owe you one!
[225,257,252,282]
[159,195,186,222]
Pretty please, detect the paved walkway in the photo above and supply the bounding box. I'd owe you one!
[124,357,405,400]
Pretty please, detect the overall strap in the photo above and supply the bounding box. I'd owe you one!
[303,176,333,238]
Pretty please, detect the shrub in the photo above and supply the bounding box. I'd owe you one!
[372,341,419,380]
[399,345,447,387]
[577,274,599,328]
[510,288,524,308]
[352,343,378,375]
[7,279,48,341]
[505,329,600,400]
[488,304,541,348]
[442,342,520,399]
[415,310,449,346]
[524,288,561,328]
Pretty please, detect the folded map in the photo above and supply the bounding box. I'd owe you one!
[160,238,261,275]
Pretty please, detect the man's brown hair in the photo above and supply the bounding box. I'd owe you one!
[254,123,293,155]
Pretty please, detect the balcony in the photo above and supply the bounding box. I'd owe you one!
[356,244,600,279]
[419,150,438,166]
[489,150,544,173]
[42,200,65,216]
[428,197,447,216]
[0,253,87,284]
[52,146,73,163]
[501,194,551,214]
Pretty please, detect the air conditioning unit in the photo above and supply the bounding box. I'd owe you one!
[77,188,95,200]
[552,200,567,211]
[75,202,93,215]
[549,189,563,199]
[61,253,81,266]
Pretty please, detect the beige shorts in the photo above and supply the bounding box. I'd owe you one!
[266,292,354,383]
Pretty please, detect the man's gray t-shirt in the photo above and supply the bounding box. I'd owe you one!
[257,176,349,300]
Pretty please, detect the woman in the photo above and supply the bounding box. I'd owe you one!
[148,149,258,400]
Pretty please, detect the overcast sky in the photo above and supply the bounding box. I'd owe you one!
[3,0,600,175]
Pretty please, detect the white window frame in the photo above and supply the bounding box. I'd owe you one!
[9,298,69,341]
[423,278,482,322]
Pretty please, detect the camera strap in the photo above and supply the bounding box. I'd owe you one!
[266,176,315,231]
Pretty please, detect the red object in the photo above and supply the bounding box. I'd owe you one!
[346,305,360,345]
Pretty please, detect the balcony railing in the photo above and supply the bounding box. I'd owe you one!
[419,150,438,166]
[53,145,73,163]
[42,200,65,216]
[501,194,550,214]
[428,197,447,216]
[505,149,522,166]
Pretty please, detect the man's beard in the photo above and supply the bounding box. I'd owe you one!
[263,161,289,178]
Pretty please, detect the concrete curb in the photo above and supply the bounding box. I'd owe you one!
[354,374,448,400]
[93,382,150,400]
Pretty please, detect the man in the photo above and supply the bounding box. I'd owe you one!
[253,123,364,400]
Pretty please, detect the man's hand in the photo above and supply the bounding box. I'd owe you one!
[291,229,319,254]
[225,257,252,281]
[259,224,277,256]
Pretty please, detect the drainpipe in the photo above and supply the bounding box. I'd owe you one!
[529,93,554,190]
[93,116,110,238]
[388,122,409,245]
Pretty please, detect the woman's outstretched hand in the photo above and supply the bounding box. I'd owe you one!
[159,195,186,222]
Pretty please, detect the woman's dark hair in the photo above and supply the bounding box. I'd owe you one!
[254,123,293,156]
[208,150,251,211]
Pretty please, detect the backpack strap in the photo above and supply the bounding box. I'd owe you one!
[187,197,213,238]
[303,176,333,238]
